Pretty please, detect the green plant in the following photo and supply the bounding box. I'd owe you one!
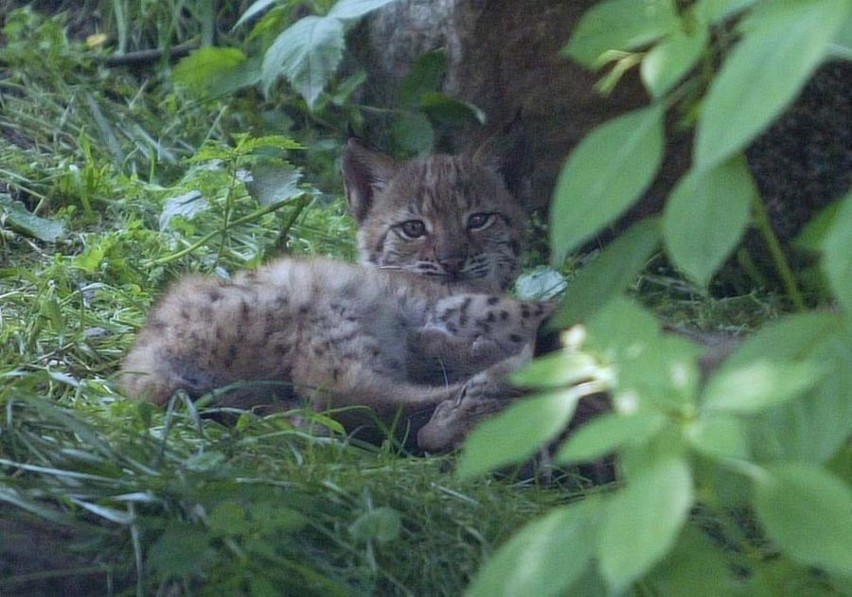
[460,0,852,594]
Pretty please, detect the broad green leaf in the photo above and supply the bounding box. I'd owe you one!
[399,50,447,107]
[695,0,850,170]
[550,105,665,262]
[703,359,825,414]
[417,92,486,125]
[564,0,679,68]
[693,0,757,24]
[722,311,840,367]
[327,0,397,20]
[208,501,248,535]
[172,47,248,95]
[821,192,852,313]
[641,26,708,97]
[262,16,345,108]
[457,391,578,479]
[663,156,755,287]
[584,296,662,356]
[557,412,666,464]
[391,111,434,154]
[514,266,567,300]
[549,218,661,328]
[234,0,277,29]
[0,194,65,242]
[794,199,842,251]
[749,327,852,463]
[685,414,748,460]
[754,464,852,577]
[348,507,401,544]
[647,525,735,597]
[247,161,303,206]
[466,500,602,597]
[147,525,213,576]
[599,456,693,591]
[511,350,604,389]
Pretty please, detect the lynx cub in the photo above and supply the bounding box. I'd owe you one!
[121,139,549,444]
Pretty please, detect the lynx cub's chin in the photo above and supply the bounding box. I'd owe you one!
[121,138,547,447]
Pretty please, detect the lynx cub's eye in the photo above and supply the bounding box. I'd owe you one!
[467,212,496,231]
[398,219,427,239]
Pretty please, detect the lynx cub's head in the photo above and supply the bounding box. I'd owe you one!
[342,139,528,293]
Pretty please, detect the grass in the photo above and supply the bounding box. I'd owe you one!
[0,4,811,596]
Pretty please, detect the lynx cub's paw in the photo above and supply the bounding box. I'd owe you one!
[423,295,553,354]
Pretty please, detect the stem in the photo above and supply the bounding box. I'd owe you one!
[144,195,307,267]
[751,192,805,310]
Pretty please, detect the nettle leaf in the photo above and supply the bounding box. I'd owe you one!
[754,464,852,577]
[247,161,303,206]
[457,391,578,479]
[551,218,661,328]
[550,105,665,262]
[0,194,65,242]
[557,412,667,464]
[466,499,602,597]
[641,25,708,98]
[327,0,397,20]
[262,15,345,108]
[663,156,755,287]
[234,0,278,29]
[695,0,850,170]
[598,455,693,592]
[564,0,679,68]
[821,191,852,313]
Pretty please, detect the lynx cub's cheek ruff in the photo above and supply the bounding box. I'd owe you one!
[121,138,546,445]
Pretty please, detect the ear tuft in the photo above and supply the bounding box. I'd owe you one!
[342,138,398,223]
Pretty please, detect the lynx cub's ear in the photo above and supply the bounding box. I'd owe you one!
[470,112,532,205]
[342,138,399,224]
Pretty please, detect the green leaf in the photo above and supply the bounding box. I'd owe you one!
[399,50,447,106]
[641,26,708,97]
[247,161,304,206]
[550,105,665,262]
[466,500,602,597]
[348,506,401,544]
[208,501,248,536]
[754,464,852,577]
[647,524,736,597]
[391,111,434,154]
[685,414,748,460]
[172,47,248,95]
[794,199,842,251]
[564,0,679,68]
[262,16,345,108]
[457,391,578,479]
[598,456,693,592]
[549,218,661,328]
[748,323,852,463]
[511,350,604,389]
[417,92,486,125]
[695,0,850,170]
[663,156,755,287]
[147,525,213,576]
[693,0,757,24]
[703,359,825,414]
[0,194,65,242]
[821,192,852,313]
[557,412,666,464]
[327,0,397,20]
[234,0,277,29]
